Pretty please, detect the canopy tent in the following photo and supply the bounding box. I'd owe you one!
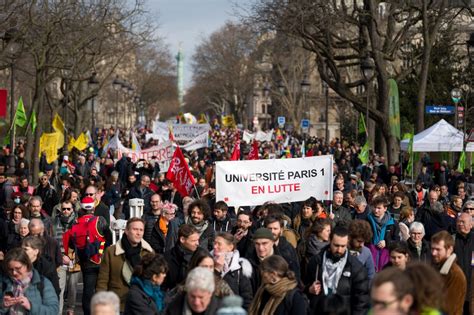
[400,119,474,152]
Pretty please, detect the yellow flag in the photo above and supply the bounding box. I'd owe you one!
[221,115,236,128]
[39,132,60,163]
[52,113,65,147]
[68,133,89,151]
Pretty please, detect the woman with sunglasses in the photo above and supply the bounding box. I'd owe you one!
[0,247,59,314]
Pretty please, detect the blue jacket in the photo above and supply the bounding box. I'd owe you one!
[0,268,59,315]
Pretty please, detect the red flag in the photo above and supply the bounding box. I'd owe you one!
[248,139,259,160]
[230,132,240,161]
[166,146,196,197]
[0,89,7,118]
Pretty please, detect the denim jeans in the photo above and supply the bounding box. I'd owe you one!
[81,266,100,315]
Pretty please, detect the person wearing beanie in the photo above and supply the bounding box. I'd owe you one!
[245,227,275,292]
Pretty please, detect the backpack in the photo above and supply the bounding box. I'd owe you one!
[68,215,102,263]
[284,287,310,315]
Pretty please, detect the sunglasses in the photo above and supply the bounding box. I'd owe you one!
[465,208,474,211]
[84,193,95,196]
[62,207,72,211]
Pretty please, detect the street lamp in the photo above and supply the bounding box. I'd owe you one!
[451,87,462,130]
[277,80,285,94]
[300,75,311,120]
[88,72,99,138]
[112,76,122,126]
[2,28,22,148]
[361,56,375,137]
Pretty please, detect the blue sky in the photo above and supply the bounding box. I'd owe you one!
[146,0,254,88]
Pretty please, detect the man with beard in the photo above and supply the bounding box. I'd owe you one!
[431,230,466,315]
[162,224,200,291]
[305,225,370,314]
[185,199,215,251]
[231,209,253,258]
[211,201,235,233]
[348,220,375,281]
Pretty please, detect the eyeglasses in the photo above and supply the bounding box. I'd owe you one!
[84,193,95,196]
[164,212,176,216]
[371,298,399,309]
[62,207,72,211]
[8,265,26,274]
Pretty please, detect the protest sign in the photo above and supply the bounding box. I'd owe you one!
[152,121,211,142]
[180,132,209,151]
[216,155,333,207]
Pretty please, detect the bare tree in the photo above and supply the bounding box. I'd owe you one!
[250,0,470,163]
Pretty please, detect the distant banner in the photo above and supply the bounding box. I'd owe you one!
[180,132,209,151]
[242,129,274,143]
[216,155,333,207]
[152,121,211,142]
[119,141,174,172]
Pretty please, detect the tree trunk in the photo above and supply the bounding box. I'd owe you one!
[417,47,431,133]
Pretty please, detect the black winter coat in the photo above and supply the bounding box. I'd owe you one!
[161,245,192,292]
[124,283,160,315]
[164,291,220,315]
[276,237,301,283]
[454,231,474,303]
[34,255,60,297]
[304,249,370,315]
[407,238,432,263]
[221,251,253,309]
[144,218,179,254]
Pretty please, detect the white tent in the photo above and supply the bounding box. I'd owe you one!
[400,119,473,152]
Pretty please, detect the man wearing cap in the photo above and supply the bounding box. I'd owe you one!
[245,227,277,292]
[63,196,108,315]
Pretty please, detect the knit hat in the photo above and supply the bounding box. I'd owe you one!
[253,228,274,241]
[81,197,95,211]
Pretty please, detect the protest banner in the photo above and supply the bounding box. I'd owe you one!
[216,155,333,207]
[119,141,174,172]
[180,132,209,151]
[242,129,274,143]
[151,121,211,142]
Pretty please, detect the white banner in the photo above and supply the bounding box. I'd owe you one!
[242,129,274,143]
[216,155,333,207]
[180,132,209,151]
[119,141,174,172]
[152,121,211,141]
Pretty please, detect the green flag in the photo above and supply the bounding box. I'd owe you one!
[14,97,27,127]
[3,130,10,146]
[358,113,367,135]
[358,141,370,164]
[29,109,37,134]
[404,133,415,175]
[457,151,466,173]
[388,79,401,140]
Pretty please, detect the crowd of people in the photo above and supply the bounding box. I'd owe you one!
[0,123,473,315]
